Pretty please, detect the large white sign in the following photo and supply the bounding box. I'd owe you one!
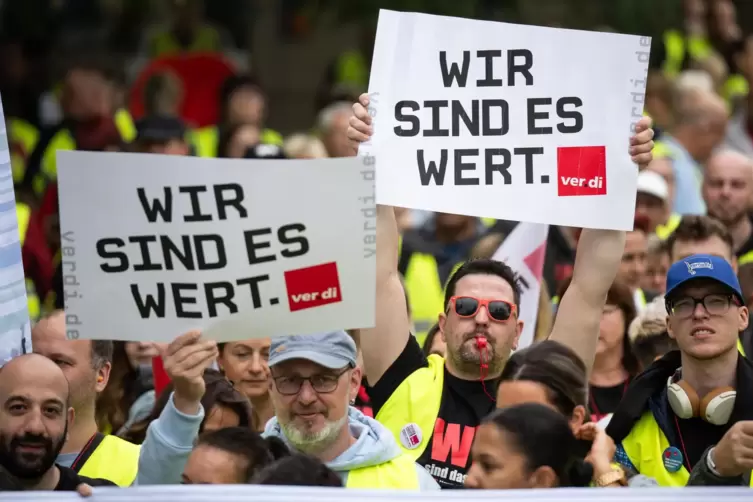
[57,152,376,342]
[368,10,650,231]
[0,96,32,367]
[491,222,548,349]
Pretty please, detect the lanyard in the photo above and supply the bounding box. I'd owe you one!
[70,434,98,472]
[672,414,693,472]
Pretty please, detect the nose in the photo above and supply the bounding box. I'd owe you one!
[24,410,47,436]
[473,305,490,325]
[296,380,317,405]
[464,466,480,489]
[248,353,264,375]
[692,301,710,319]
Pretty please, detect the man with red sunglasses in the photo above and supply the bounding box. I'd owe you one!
[346,93,655,488]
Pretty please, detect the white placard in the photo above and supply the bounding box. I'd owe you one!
[491,222,548,349]
[2,485,752,501]
[369,10,650,231]
[0,96,32,367]
[56,151,376,342]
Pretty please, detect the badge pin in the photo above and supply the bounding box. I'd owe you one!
[399,423,423,450]
[663,446,684,473]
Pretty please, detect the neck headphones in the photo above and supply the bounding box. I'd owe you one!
[666,370,736,425]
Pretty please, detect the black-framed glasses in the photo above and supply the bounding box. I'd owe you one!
[272,367,349,396]
[668,293,738,319]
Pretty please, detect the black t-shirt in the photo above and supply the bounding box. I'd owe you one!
[590,380,629,422]
[370,337,497,489]
[55,465,116,491]
[674,415,728,471]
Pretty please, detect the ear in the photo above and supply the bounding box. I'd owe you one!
[529,465,558,488]
[666,315,677,340]
[512,319,524,350]
[349,367,362,402]
[570,405,587,431]
[738,305,749,332]
[95,361,112,393]
[438,313,447,343]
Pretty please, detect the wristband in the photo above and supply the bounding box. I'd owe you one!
[706,447,723,477]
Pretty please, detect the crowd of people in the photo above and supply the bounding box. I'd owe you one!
[2,0,753,494]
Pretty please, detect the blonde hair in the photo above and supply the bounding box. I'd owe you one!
[283,134,328,159]
[628,295,667,344]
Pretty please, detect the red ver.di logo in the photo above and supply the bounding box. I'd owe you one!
[284,262,343,312]
[557,146,607,197]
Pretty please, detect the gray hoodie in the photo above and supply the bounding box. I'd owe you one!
[263,407,439,490]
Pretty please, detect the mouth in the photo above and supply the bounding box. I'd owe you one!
[16,444,45,454]
[295,412,323,421]
[241,379,268,385]
[691,327,716,338]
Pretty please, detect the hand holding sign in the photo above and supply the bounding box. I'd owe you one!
[710,420,753,477]
[162,330,218,414]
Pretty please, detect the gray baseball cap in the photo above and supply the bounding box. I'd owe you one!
[268,331,357,369]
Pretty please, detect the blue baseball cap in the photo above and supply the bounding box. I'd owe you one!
[665,254,743,303]
[268,331,357,369]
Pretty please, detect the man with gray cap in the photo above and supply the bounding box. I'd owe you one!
[262,331,439,490]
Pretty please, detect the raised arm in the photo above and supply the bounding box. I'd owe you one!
[550,118,654,374]
[348,94,412,385]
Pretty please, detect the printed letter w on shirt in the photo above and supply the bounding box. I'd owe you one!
[431,418,475,467]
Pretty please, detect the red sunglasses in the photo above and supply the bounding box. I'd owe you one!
[448,296,517,322]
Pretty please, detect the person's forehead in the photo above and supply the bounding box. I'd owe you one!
[454,273,514,300]
[707,156,752,180]
[32,334,90,360]
[1,386,67,407]
[673,279,729,297]
[229,338,271,351]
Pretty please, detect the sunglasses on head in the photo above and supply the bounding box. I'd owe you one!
[448,296,516,322]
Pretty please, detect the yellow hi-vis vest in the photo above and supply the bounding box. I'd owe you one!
[739,338,747,358]
[32,109,136,197]
[335,51,369,90]
[621,411,753,487]
[16,203,40,321]
[9,118,39,185]
[656,214,681,241]
[148,26,222,58]
[376,354,445,461]
[737,249,753,268]
[345,453,421,489]
[77,434,140,487]
[662,30,711,78]
[189,125,284,158]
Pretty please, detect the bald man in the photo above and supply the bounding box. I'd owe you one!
[703,149,753,262]
[662,87,729,215]
[0,353,114,490]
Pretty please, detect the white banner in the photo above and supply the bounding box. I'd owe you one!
[369,10,650,231]
[0,96,32,367]
[491,223,548,349]
[2,485,752,501]
[56,152,376,342]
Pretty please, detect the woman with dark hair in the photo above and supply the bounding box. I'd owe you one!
[497,340,589,431]
[557,278,639,423]
[251,454,343,487]
[465,403,623,488]
[120,369,253,444]
[96,342,158,435]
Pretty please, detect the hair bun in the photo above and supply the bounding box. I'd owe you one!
[567,459,595,487]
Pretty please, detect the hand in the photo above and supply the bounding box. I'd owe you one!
[76,483,93,497]
[710,420,753,477]
[347,93,373,155]
[577,423,616,475]
[162,331,218,414]
[630,117,654,169]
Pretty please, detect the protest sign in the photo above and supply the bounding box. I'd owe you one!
[0,97,32,367]
[56,151,376,342]
[491,222,548,349]
[368,10,651,231]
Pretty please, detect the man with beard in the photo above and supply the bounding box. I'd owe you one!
[702,149,753,267]
[262,331,439,490]
[0,353,114,490]
[346,93,656,488]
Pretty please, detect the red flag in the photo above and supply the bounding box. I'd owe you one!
[152,356,171,397]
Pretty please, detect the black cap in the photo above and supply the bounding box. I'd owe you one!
[136,115,187,143]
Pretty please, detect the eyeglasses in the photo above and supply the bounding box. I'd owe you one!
[668,293,738,319]
[448,296,516,322]
[272,367,349,396]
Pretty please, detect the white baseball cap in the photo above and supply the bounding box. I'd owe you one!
[636,170,668,202]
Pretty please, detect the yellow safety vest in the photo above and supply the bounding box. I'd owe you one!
[652,140,673,161]
[739,338,747,358]
[621,411,753,487]
[77,435,140,487]
[738,250,753,268]
[335,51,369,90]
[148,26,222,58]
[189,126,284,158]
[33,109,136,197]
[722,74,749,110]
[16,203,40,321]
[9,118,39,185]
[662,30,711,78]
[345,453,421,489]
[375,354,445,461]
[656,214,681,241]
